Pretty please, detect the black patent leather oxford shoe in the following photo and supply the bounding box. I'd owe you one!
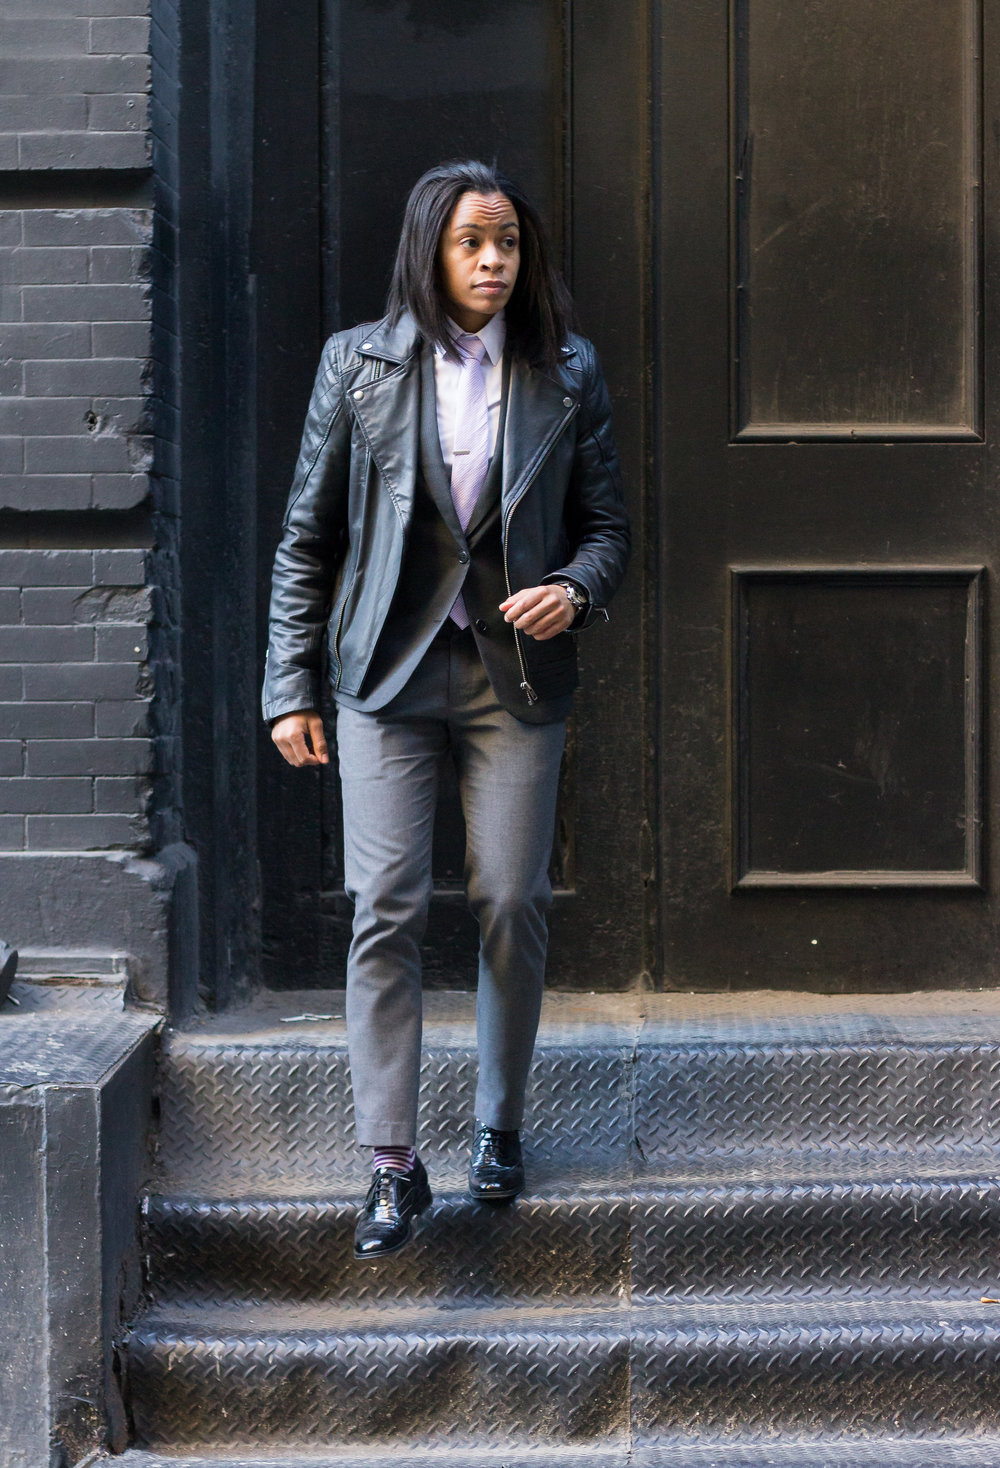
[353,1157,432,1261]
[468,1123,524,1201]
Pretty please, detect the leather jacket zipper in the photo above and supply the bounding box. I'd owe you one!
[502,485,537,704]
[501,399,580,706]
[332,445,370,687]
[332,587,351,689]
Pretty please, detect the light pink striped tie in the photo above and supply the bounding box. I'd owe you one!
[449,334,489,628]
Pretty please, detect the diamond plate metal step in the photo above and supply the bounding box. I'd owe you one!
[115,1454,629,1468]
[127,1301,631,1450]
[127,1296,1000,1450]
[128,991,1000,1458]
[146,1169,1000,1306]
[110,1445,1000,1468]
[145,1186,631,1305]
[154,1041,631,1191]
[155,992,1000,1190]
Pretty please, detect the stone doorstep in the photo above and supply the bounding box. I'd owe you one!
[4,946,136,1013]
[170,985,1000,1049]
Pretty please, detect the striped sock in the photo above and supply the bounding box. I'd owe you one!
[372,1145,417,1175]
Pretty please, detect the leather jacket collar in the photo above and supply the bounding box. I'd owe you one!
[349,313,583,525]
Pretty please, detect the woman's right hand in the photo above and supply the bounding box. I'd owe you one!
[270,709,329,767]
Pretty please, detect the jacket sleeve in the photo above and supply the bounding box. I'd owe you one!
[261,335,351,724]
[541,339,631,626]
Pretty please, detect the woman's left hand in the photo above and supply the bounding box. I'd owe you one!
[500,584,575,640]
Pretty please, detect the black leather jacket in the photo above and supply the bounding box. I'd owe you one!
[262,312,630,724]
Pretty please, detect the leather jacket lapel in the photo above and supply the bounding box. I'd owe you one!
[349,317,581,536]
[502,356,580,526]
[349,315,422,524]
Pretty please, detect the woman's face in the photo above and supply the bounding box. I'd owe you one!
[437,190,520,333]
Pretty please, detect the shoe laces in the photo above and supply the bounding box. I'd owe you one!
[473,1125,506,1166]
[367,1167,402,1220]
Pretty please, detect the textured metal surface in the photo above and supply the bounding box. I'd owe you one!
[147,1169,1000,1308]
[128,1303,630,1449]
[114,1451,629,1467]
[111,1445,1000,1468]
[146,1190,630,1305]
[3,946,133,1015]
[168,984,1000,1043]
[637,1043,1000,1160]
[158,990,1000,1190]
[627,1450,1000,1468]
[4,980,130,1014]
[130,992,1000,1458]
[0,1011,154,1085]
[129,1298,1000,1448]
[631,1175,1000,1301]
[155,1041,632,1189]
[633,1299,1000,1439]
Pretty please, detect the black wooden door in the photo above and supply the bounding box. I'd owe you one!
[254,0,646,990]
[656,0,1000,986]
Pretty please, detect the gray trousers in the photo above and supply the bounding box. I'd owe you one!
[336,627,567,1147]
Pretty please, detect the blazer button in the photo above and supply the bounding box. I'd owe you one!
[458,551,469,564]
[475,618,488,634]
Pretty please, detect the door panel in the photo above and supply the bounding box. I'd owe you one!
[734,0,981,437]
[657,0,1000,987]
[732,568,982,885]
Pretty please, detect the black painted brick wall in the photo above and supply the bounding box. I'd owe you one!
[0,548,152,850]
[0,0,166,861]
[0,1,150,172]
[0,208,152,512]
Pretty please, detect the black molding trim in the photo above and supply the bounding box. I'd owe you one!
[0,170,153,208]
[0,509,153,549]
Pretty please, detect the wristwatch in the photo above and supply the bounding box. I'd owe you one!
[556,581,590,613]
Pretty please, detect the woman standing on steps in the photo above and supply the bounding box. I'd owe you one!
[262,159,630,1260]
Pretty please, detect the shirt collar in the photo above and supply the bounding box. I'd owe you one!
[436,311,506,366]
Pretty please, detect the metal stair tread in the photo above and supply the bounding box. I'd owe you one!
[150,1145,1000,1198]
[131,1297,630,1340]
[109,1444,1000,1467]
[131,991,1000,1456]
[131,1291,1000,1339]
[113,1450,627,1467]
[164,987,1000,1049]
[149,1156,633,1198]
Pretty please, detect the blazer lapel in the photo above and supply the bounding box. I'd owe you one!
[419,345,466,543]
[465,352,510,543]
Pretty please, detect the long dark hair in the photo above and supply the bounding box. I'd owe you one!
[385,159,576,371]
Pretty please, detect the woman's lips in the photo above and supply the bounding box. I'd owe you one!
[475,281,508,293]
